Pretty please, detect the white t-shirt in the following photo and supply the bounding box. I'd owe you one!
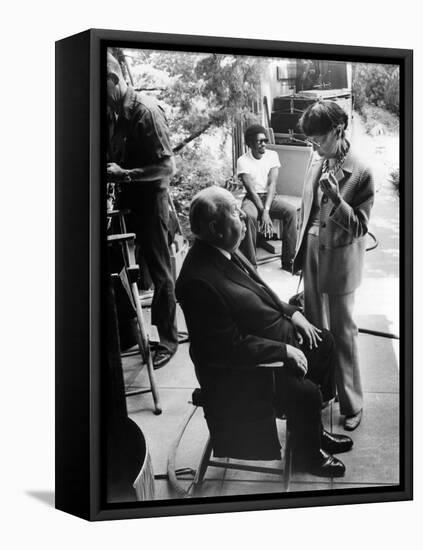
[236,149,281,194]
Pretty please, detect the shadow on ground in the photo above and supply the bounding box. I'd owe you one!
[25,490,55,508]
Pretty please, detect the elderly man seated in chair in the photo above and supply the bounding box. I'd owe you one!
[176,186,353,477]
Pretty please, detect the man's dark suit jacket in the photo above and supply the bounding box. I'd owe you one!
[175,240,299,460]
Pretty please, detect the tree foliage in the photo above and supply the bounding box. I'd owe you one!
[123,49,264,153]
[114,48,266,238]
[352,63,399,115]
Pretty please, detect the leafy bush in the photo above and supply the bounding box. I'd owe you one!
[352,63,399,116]
[170,128,234,240]
[170,174,209,242]
[361,104,400,135]
[389,168,400,196]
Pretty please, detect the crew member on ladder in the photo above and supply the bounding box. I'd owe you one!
[106,52,178,370]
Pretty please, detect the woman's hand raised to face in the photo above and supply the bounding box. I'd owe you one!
[320,173,341,206]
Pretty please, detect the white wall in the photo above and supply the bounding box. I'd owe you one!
[1,1,420,549]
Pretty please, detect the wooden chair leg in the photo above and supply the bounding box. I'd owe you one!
[193,436,213,494]
[283,428,292,491]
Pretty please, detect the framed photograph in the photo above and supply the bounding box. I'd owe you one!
[55,28,412,521]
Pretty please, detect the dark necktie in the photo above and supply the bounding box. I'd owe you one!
[232,253,281,306]
[232,254,269,291]
[231,253,249,274]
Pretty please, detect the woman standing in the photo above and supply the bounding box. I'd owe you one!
[293,101,374,431]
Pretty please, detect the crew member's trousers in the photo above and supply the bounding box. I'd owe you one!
[240,194,297,270]
[119,185,178,354]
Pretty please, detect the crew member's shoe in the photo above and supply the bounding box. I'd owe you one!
[344,409,362,431]
[321,429,353,454]
[153,349,175,370]
[309,449,346,478]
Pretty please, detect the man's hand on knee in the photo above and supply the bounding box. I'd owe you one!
[286,344,308,378]
[291,311,322,349]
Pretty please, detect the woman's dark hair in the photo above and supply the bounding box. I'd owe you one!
[244,124,267,147]
[299,100,348,136]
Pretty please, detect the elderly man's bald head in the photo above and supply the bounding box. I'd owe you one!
[189,186,232,238]
[189,186,246,252]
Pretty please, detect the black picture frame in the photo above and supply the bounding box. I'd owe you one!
[55,28,413,521]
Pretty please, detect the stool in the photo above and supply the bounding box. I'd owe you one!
[108,232,162,415]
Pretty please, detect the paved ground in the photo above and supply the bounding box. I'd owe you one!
[123,271,399,501]
[118,121,400,502]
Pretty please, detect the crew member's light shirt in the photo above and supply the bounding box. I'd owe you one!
[236,149,281,194]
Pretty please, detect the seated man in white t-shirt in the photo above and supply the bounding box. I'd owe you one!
[237,124,297,270]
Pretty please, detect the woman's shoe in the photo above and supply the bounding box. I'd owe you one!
[344,409,362,431]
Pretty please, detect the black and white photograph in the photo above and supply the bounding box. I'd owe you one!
[104,44,403,505]
[3,0,421,545]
